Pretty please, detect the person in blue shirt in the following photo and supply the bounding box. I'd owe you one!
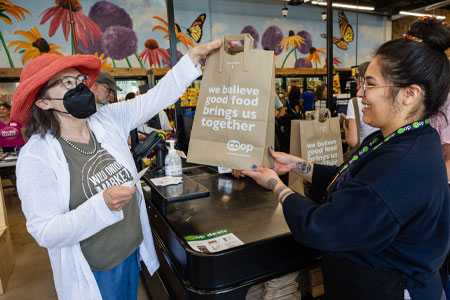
[299,84,315,114]
[243,17,450,300]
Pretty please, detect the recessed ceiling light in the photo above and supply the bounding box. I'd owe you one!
[399,11,446,20]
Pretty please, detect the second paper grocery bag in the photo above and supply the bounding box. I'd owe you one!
[187,34,275,170]
[299,109,343,167]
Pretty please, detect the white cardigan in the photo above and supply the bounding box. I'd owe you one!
[16,55,201,300]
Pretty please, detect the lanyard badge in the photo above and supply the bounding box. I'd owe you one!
[327,119,430,190]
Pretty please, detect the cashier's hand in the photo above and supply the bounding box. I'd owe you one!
[269,147,296,174]
[103,186,137,211]
[242,166,281,190]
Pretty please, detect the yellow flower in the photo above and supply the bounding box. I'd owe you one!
[0,0,31,25]
[95,52,112,69]
[306,47,326,67]
[280,30,305,51]
[8,26,64,64]
[152,16,195,50]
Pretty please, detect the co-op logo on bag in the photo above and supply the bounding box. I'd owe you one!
[226,140,254,153]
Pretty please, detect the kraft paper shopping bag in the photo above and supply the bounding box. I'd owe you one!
[288,119,305,195]
[187,34,275,170]
[300,110,343,166]
[288,109,343,195]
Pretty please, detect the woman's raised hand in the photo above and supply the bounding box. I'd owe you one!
[188,39,222,65]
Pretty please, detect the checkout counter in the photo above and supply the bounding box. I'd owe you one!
[140,163,321,299]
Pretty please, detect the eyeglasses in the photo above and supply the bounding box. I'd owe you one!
[360,82,398,97]
[46,74,90,91]
[101,83,115,95]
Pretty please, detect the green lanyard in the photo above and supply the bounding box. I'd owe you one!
[327,119,430,190]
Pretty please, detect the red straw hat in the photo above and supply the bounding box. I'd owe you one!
[11,53,101,125]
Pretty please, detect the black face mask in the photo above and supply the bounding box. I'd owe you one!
[61,83,97,119]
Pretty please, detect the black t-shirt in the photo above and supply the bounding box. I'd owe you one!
[286,97,299,114]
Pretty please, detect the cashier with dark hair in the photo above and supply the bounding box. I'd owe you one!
[243,17,450,299]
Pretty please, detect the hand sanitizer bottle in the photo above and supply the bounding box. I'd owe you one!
[165,140,182,176]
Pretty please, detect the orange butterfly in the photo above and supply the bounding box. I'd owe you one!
[321,11,354,50]
[187,13,206,43]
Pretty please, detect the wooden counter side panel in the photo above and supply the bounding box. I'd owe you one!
[0,180,7,228]
[0,226,15,294]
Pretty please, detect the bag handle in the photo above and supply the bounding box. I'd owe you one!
[313,108,334,137]
[218,34,254,73]
[318,108,332,122]
[351,97,361,146]
[308,108,331,123]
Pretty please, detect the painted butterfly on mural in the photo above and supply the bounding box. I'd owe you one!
[187,13,206,43]
[320,11,354,50]
[175,13,206,43]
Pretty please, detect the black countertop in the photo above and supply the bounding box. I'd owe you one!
[143,166,320,291]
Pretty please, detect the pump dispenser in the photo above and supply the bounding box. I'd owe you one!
[165,140,182,176]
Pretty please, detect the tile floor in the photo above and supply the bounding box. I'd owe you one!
[0,180,150,300]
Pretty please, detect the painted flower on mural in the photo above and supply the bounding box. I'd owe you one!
[8,26,63,64]
[0,0,31,67]
[162,48,183,68]
[240,25,259,49]
[102,25,137,60]
[297,30,312,54]
[152,16,195,50]
[281,30,304,52]
[280,30,305,68]
[78,33,104,57]
[306,46,326,68]
[94,52,112,68]
[88,1,133,31]
[323,57,342,68]
[85,1,142,68]
[261,26,283,55]
[0,0,30,25]
[40,0,102,48]
[139,39,170,68]
[294,57,312,68]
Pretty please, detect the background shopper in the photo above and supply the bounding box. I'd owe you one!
[0,101,25,152]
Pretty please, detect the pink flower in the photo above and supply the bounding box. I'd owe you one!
[323,57,342,68]
[139,39,170,68]
[40,0,101,48]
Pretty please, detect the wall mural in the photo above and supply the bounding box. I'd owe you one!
[0,0,386,69]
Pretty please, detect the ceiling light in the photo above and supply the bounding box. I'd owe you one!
[332,3,374,10]
[424,0,450,11]
[321,11,327,21]
[399,11,446,20]
[282,3,289,17]
[310,1,374,10]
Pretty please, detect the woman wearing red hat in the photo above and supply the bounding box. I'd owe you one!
[12,40,221,300]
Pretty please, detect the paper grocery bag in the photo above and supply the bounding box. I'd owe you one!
[187,34,275,170]
[288,110,343,195]
[300,110,343,166]
[288,119,305,195]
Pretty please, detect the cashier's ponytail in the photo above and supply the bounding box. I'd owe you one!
[375,17,450,119]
